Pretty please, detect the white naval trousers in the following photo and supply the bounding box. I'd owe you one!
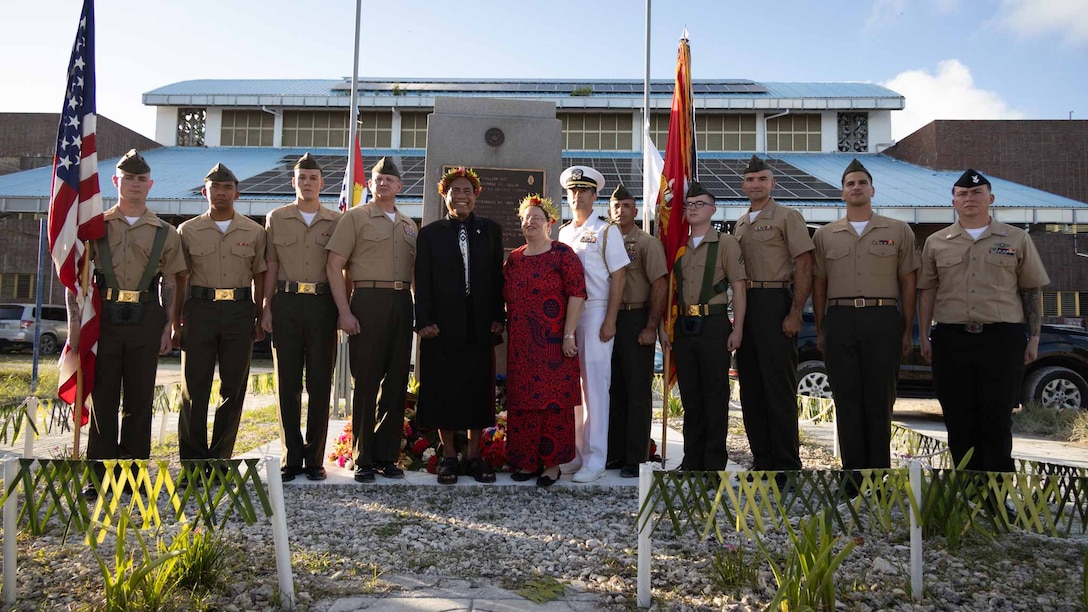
[572,299,614,473]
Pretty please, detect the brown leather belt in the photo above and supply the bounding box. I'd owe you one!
[189,286,252,301]
[354,280,409,290]
[621,302,647,311]
[828,297,897,308]
[278,280,331,295]
[936,322,1020,334]
[746,280,792,289]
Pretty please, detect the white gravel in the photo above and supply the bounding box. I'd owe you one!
[3,425,1087,611]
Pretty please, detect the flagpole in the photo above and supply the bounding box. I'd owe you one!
[346,0,361,193]
[642,0,651,233]
[72,244,90,459]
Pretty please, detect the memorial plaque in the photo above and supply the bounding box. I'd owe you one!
[443,165,546,250]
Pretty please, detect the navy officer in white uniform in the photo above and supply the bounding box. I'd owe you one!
[557,165,630,483]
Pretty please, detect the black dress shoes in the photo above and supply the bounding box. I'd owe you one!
[354,465,376,483]
[305,466,327,481]
[605,459,625,470]
[620,464,639,478]
[510,470,541,482]
[375,462,404,479]
[281,466,303,482]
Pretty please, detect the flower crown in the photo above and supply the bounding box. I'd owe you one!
[517,194,559,223]
[437,167,482,196]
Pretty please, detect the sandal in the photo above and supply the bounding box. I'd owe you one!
[470,457,497,483]
[437,457,458,485]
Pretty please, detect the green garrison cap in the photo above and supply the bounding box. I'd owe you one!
[610,184,634,201]
[841,158,872,183]
[953,168,991,190]
[371,156,401,178]
[205,163,239,184]
[294,152,322,172]
[742,154,769,174]
[685,181,714,200]
[116,149,151,174]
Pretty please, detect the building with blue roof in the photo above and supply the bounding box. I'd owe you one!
[0,77,1084,319]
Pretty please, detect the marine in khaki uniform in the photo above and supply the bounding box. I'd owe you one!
[812,158,918,488]
[175,163,267,461]
[76,150,187,499]
[671,182,747,472]
[605,184,667,478]
[325,157,416,483]
[732,155,814,484]
[260,153,341,482]
[918,169,1049,472]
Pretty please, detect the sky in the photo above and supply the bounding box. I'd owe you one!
[2,0,1085,142]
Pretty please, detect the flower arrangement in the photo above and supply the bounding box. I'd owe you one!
[328,422,353,468]
[437,166,482,196]
[517,194,559,223]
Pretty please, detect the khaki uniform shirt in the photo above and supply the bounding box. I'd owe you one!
[325,201,416,282]
[918,220,1050,324]
[813,214,919,299]
[733,199,814,282]
[677,228,746,306]
[620,225,668,305]
[96,206,186,289]
[265,203,341,283]
[178,211,267,288]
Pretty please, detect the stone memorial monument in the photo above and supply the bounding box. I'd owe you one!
[422,97,563,247]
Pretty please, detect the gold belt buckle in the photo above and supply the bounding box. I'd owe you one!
[393,281,404,290]
[116,289,141,303]
[296,282,317,294]
[214,288,235,301]
[686,305,702,316]
[853,298,867,308]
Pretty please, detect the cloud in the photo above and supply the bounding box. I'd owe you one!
[881,59,1024,140]
[997,0,1088,45]
[866,0,907,30]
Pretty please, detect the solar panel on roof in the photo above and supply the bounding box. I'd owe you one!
[234,154,839,201]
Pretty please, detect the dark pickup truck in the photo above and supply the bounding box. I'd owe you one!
[794,313,1088,411]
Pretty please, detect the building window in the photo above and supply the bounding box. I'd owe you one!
[283,111,350,148]
[650,113,670,150]
[358,111,393,149]
[399,112,429,148]
[837,112,868,152]
[176,108,206,147]
[698,114,756,152]
[0,273,35,299]
[220,110,274,147]
[560,113,633,151]
[1044,291,1088,318]
[766,113,822,152]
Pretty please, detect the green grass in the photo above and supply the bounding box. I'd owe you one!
[0,354,59,403]
[1011,402,1082,439]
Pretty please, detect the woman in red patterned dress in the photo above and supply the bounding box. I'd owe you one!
[503,195,586,486]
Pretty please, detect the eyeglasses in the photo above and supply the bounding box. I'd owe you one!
[684,200,713,210]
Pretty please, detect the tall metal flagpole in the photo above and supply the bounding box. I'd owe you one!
[642,0,652,233]
[333,0,363,419]
[347,0,361,191]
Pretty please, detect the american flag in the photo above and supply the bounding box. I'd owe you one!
[48,0,104,415]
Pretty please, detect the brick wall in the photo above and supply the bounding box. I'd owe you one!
[886,120,1088,204]
[0,113,160,176]
[0,217,66,304]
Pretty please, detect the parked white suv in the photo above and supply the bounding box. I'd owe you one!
[0,303,68,356]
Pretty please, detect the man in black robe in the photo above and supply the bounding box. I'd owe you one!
[415,167,506,484]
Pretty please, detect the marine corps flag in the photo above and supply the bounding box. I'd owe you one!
[654,32,696,388]
[338,133,367,211]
